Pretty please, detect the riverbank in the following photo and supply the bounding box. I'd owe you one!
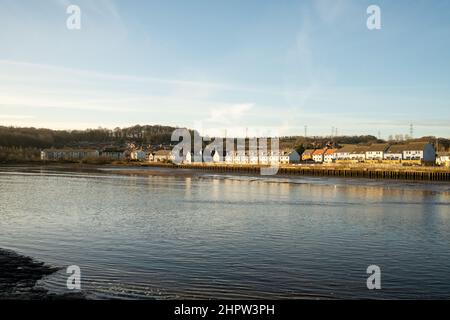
[176,163,450,181]
[0,249,84,299]
[108,161,450,181]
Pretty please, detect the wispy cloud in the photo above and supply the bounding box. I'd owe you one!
[0,114,34,120]
[207,103,254,124]
[0,59,284,96]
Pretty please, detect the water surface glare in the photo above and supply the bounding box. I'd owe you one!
[1,166,450,299]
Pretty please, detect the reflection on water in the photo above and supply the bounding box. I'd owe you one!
[0,166,450,299]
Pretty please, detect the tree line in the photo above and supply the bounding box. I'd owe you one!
[1,125,448,152]
[0,125,179,148]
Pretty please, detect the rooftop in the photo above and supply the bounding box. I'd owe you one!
[366,143,390,152]
[387,142,432,153]
[351,146,370,154]
[405,142,431,151]
[312,149,326,155]
[386,144,408,153]
[336,145,358,153]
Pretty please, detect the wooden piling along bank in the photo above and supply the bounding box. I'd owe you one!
[175,164,450,181]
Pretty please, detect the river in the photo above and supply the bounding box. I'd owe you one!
[1,165,449,299]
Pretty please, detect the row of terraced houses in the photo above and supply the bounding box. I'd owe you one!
[301,142,437,165]
[40,142,449,166]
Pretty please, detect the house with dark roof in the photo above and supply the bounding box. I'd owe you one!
[402,142,435,162]
[365,143,390,160]
[348,146,369,161]
[384,142,436,163]
[335,145,357,160]
[384,144,406,160]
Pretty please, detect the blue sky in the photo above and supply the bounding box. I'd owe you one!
[1,0,450,138]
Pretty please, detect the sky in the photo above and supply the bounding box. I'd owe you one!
[1,0,450,138]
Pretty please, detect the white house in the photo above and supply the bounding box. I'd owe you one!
[184,151,192,164]
[249,152,259,165]
[236,153,249,164]
[269,151,280,164]
[402,142,436,162]
[258,151,269,165]
[154,150,175,162]
[349,146,368,161]
[323,149,337,163]
[335,145,357,161]
[280,150,300,164]
[437,152,450,166]
[280,153,289,164]
[130,150,146,161]
[384,145,405,160]
[225,152,234,164]
[365,144,389,160]
[312,148,326,163]
[211,150,221,163]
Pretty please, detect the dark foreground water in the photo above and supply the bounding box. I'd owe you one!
[1,165,450,299]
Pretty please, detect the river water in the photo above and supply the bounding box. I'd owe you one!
[1,165,449,299]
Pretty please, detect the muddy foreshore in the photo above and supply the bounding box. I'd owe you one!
[2,161,450,182]
[0,249,84,300]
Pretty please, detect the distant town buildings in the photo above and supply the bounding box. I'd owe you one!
[437,152,450,167]
[130,150,146,161]
[221,150,299,165]
[40,149,99,161]
[382,142,436,163]
[153,150,175,162]
[40,141,442,166]
[41,147,126,161]
[100,148,126,160]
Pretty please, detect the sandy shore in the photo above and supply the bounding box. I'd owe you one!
[0,249,84,300]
